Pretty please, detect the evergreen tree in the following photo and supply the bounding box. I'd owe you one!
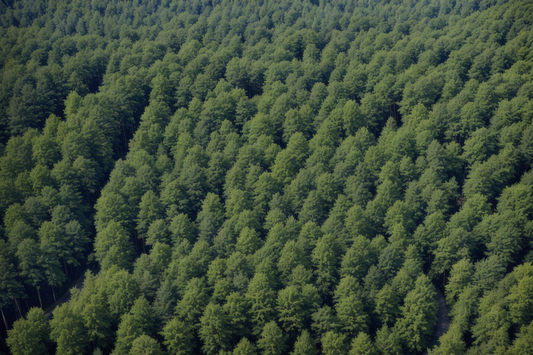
[113,296,155,355]
[95,220,136,271]
[81,289,113,349]
[349,332,378,355]
[257,321,286,355]
[50,302,90,355]
[7,307,51,355]
[233,338,258,355]
[129,335,164,355]
[162,317,195,355]
[245,273,277,335]
[291,330,318,355]
[321,331,348,355]
[396,275,438,353]
[199,302,232,355]
[1,1,532,355]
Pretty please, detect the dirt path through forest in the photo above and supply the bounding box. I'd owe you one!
[423,288,450,354]
[44,272,86,317]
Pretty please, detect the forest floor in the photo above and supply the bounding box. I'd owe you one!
[423,288,450,354]
[44,272,86,318]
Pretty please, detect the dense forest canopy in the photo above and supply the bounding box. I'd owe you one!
[1,0,533,354]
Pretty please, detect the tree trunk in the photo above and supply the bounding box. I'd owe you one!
[134,230,139,254]
[37,287,43,309]
[14,298,22,319]
[52,285,56,302]
[1,308,8,331]
[63,258,69,278]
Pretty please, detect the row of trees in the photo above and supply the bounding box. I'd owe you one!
[2,0,533,354]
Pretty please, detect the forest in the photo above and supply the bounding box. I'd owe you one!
[1,0,533,354]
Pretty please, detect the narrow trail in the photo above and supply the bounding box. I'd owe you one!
[423,288,450,354]
[44,272,86,317]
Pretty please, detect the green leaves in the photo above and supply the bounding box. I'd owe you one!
[2,1,533,355]
[257,321,286,355]
[50,302,89,355]
[396,275,438,353]
[162,317,195,355]
[113,296,155,355]
[199,302,232,355]
[7,308,51,355]
[94,220,135,271]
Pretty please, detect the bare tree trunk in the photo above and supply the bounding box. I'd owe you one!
[63,258,69,278]
[1,308,8,331]
[37,287,43,309]
[52,286,56,302]
[14,298,22,318]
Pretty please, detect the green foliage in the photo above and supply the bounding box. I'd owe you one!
[1,1,532,354]
[129,335,164,355]
[233,338,258,355]
[445,258,474,307]
[7,307,50,355]
[321,331,348,355]
[199,302,231,355]
[94,220,136,271]
[50,302,90,355]
[246,273,277,335]
[291,330,318,355]
[396,275,438,353]
[349,332,378,355]
[507,267,533,327]
[162,317,195,355]
[428,324,466,355]
[113,296,155,355]
[257,321,286,355]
